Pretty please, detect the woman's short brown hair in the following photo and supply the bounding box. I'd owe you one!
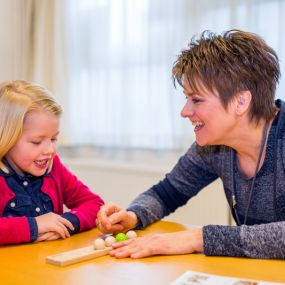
[172,30,280,123]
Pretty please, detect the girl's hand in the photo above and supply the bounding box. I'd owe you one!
[96,202,138,234]
[35,232,61,242]
[35,212,74,239]
[109,229,204,258]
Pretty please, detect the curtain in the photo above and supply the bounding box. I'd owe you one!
[65,0,189,150]
[63,0,285,150]
[1,0,285,151]
[31,0,71,142]
[0,0,34,81]
[0,0,70,142]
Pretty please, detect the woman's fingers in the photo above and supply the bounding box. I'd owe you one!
[109,229,204,259]
[110,237,153,258]
[96,202,123,232]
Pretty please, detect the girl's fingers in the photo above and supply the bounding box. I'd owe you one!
[36,232,61,242]
[58,216,74,231]
[54,221,70,238]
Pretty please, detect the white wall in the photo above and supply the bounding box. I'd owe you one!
[63,156,230,226]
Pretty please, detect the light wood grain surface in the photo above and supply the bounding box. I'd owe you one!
[1,221,285,285]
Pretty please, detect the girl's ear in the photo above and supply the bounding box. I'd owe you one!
[235,90,252,116]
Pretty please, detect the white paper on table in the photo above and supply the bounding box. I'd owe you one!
[170,270,285,285]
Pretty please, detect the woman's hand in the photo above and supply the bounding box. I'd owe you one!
[35,212,74,239]
[96,202,138,234]
[109,229,204,258]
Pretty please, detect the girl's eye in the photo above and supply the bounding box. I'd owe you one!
[51,138,58,143]
[31,141,41,145]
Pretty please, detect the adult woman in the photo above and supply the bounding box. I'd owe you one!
[97,30,285,259]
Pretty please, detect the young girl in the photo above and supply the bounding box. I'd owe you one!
[0,80,104,245]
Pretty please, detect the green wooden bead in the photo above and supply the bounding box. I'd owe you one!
[115,233,127,242]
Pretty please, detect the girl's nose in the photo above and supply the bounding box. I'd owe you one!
[43,141,56,155]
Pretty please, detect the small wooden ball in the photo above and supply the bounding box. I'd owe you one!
[94,238,105,250]
[126,230,137,239]
[115,233,127,242]
[105,236,116,247]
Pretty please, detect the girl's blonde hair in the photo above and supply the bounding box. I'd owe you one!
[0,80,62,173]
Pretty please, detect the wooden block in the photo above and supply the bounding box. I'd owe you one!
[46,246,111,266]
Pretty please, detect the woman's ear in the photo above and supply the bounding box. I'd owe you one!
[235,91,252,116]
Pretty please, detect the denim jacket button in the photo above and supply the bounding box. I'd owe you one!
[35,207,41,213]
[10,202,16,208]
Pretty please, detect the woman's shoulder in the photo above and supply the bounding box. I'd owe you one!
[187,143,231,159]
[183,143,232,173]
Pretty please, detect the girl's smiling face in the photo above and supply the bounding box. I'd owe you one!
[181,79,237,146]
[5,110,60,176]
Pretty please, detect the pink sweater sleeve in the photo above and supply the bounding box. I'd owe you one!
[0,216,30,245]
[52,156,104,231]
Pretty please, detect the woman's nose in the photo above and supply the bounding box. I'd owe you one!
[180,100,194,118]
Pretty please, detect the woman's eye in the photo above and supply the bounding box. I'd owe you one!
[31,141,41,145]
[192,98,201,104]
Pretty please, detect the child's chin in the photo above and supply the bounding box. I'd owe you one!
[31,169,47,176]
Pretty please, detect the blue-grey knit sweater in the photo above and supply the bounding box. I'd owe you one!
[127,100,285,259]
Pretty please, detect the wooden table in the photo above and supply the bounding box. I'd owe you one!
[1,221,285,285]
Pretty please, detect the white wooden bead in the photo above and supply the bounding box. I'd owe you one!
[94,238,105,250]
[126,230,137,239]
[104,236,116,247]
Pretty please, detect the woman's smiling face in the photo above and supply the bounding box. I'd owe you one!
[180,79,237,146]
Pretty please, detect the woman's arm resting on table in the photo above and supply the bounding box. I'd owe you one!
[109,228,204,258]
[203,221,285,259]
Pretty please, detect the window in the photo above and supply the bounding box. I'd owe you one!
[63,0,285,150]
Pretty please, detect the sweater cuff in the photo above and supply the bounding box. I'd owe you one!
[27,217,38,241]
[203,225,245,257]
[61,212,80,235]
[126,205,148,229]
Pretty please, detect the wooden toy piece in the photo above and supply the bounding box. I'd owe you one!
[104,236,116,247]
[115,233,127,242]
[126,230,137,239]
[94,238,106,249]
[46,245,111,267]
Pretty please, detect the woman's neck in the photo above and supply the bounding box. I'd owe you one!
[230,119,271,178]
